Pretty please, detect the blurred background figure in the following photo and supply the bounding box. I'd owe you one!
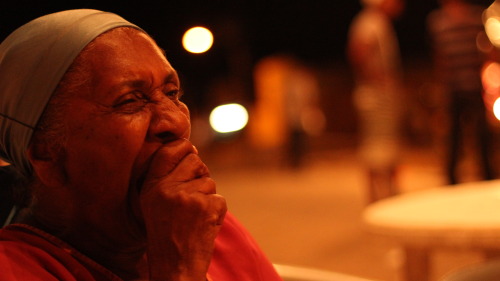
[248,54,290,163]
[248,54,325,168]
[427,0,494,185]
[284,58,324,168]
[347,0,405,203]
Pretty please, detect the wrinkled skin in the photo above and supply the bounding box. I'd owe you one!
[26,28,227,280]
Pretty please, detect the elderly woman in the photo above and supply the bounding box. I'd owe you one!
[0,9,282,281]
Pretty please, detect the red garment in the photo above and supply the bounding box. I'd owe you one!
[0,212,282,281]
[208,212,282,281]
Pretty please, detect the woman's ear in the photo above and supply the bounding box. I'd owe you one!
[27,141,67,187]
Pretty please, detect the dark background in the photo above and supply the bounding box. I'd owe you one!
[0,0,445,61]
[0,0,495,113]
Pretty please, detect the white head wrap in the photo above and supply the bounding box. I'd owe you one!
[0,9,142,177]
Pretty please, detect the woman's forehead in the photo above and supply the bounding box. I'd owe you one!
[92,28,164,58]
[74,30,177,98]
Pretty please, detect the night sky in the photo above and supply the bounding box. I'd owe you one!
[0,0,446,62]
[0,0,495,110]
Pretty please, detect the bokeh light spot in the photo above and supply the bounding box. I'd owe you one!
[485,17,500,48]
[209,103,249,133]
[182,26,214,54]
[493,97,500,121]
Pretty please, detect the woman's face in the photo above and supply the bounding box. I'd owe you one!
[56,28,191,246]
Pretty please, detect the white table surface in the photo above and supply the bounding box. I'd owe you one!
[363,179,500,249]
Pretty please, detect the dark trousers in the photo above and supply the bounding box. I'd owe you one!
[448,91,494,184]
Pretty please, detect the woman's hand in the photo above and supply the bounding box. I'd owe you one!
[140,139,227,281]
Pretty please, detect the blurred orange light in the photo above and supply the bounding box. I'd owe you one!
[485,17,500,48]
[482,61,500,93]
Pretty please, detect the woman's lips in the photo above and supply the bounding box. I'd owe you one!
[133,136,184,192]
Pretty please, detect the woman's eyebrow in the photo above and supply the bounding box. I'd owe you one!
[109,72,178,96]
[110,79,148,93]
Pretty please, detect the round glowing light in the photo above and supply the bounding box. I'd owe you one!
[182,26,214,54]
[482,62,500,92]
[485,17,500,47]
[493,97,500,121]
[209,103,249,133]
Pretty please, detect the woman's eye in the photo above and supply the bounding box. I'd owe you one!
[165,89,183,100]
[118,97,139,106]
[113,92,148,109]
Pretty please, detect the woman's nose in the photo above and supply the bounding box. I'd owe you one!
[148,97,190,143]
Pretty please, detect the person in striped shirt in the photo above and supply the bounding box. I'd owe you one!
[427,0,494,184]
